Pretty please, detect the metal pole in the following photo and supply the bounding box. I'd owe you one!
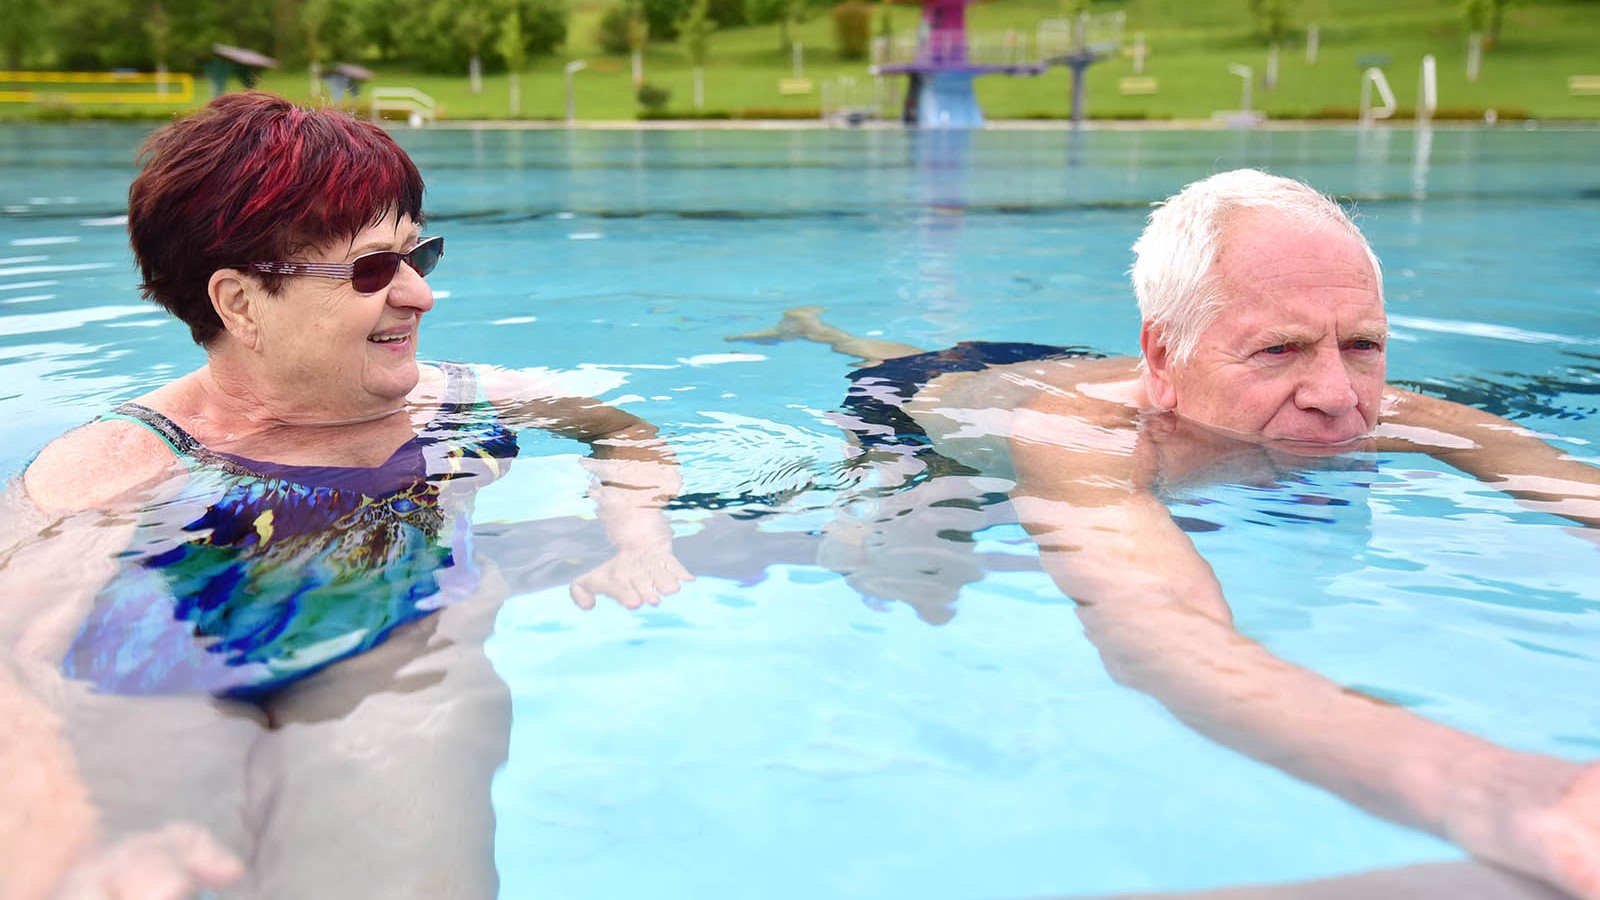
[1068,57,1089,125]
[564,60,587,124]
[1228,63,1253,113]
[1418,54,1437,125]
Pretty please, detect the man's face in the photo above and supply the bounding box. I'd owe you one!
[1143,209,1388,457]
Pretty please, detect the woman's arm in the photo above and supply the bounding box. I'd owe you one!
[475,366,693,608]
[0,659,242,900]
[0,470,243,900]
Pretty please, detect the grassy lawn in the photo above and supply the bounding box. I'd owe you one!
[4,0,1598,122]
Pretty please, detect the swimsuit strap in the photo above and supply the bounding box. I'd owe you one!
[102,363,483,474]
[435,360,482,408]
[101,402,210,467]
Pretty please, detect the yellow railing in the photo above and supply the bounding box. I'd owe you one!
[0,70,195,104]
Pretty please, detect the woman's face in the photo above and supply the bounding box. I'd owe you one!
[251,212,435,421]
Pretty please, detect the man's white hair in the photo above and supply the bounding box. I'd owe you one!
[1130,168,1384,365]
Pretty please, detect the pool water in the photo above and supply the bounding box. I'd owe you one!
[2,123,1598,898]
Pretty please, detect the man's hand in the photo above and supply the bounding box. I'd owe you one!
[1541,763,1600,900]
[1478,761,1600,900]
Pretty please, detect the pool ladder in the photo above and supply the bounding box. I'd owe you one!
[1361,55,1436,126]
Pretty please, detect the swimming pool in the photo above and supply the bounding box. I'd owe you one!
[2,122,1598,898]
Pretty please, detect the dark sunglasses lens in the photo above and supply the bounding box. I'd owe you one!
[348,238,443,293]
[407,237,443,278]
[350,252,402,293]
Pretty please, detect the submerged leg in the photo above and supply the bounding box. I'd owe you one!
[726,306,924,367]
[244,570,512,900]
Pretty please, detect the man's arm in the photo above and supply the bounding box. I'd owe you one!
[1379,387,1600,529]
[1007,405,1600,900]
[475,366,693,608]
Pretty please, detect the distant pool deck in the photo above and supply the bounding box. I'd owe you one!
[401,116,1597,131]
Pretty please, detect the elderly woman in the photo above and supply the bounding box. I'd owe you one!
[2,92,689,898]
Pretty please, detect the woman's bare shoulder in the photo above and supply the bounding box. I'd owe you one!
[22,419,181,514]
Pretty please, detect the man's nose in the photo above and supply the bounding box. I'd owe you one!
[1295,346,1358,415]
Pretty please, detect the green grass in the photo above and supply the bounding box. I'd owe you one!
[4,0,1599,122]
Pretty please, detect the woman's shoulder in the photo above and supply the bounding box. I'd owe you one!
[23,418,181,514]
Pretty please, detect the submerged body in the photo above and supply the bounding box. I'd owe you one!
[731,169,1600,899]
[65,362,516,699]
[1,93,691,900]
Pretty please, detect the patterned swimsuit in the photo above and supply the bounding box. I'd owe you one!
[62,362,518,700]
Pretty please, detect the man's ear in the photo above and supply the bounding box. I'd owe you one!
[1139,320,1178,410]
[208,269,262,350]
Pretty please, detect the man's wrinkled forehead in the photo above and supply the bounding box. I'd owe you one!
[1217,206,1384,291]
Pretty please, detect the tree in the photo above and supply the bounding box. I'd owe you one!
[678,0,715,108]
[625,0,649,85]
[1247,0,1290,43]
[456,0,495,93]
[146,0,172,75]
[1463,0,1510,45]
[705,0,745,28]
[353,0,402,61]
[745,0,820,51]
[515,0,568,57]
[302,0,332,66]
[642,0,694,41]
[743,0,781,25]
[580,0,646,80]
[4,0,51,70]
[174,0,276,66]
[680,0,714,66]
[497,9,523,115]
[51,0,160,69]
[595,4,635,54]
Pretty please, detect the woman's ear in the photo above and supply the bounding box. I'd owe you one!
[1139,321,1178,410]
[208,269,261,350]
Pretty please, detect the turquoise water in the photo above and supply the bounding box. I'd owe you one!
[2,123,1599,897]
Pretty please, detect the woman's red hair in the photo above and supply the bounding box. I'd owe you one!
[128,91,425,345]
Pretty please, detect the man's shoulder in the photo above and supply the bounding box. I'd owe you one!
[930,355,1140,408]
[23,419,181,514]
[1016,357,1144,413]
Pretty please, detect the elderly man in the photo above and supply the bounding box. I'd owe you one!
[733,168,1600,898]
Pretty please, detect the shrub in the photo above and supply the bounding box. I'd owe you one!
[735,106,822,119]
[637,82,672,111]
[638,108,733,119]
[831,0,872,60]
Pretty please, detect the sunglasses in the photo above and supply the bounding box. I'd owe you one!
[247,236,445,294]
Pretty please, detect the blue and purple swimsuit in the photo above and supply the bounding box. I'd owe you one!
[63,362,518,700]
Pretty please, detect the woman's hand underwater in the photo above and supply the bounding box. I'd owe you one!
[570,545,694,610]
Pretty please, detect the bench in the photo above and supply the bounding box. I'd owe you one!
[369,87,436,125]
[1118,76,1158,95]
[779,77,814,95]
[1570,75,1600,96]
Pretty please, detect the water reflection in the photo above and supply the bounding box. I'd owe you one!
[898,129,974,343]
[1412,124,1434,199]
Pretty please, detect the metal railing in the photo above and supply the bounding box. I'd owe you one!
[0,70,194,104]
[820,76,902,124]
[872,30,1044,67]
[1359,66,1396,125]
[870,12,1124,69]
